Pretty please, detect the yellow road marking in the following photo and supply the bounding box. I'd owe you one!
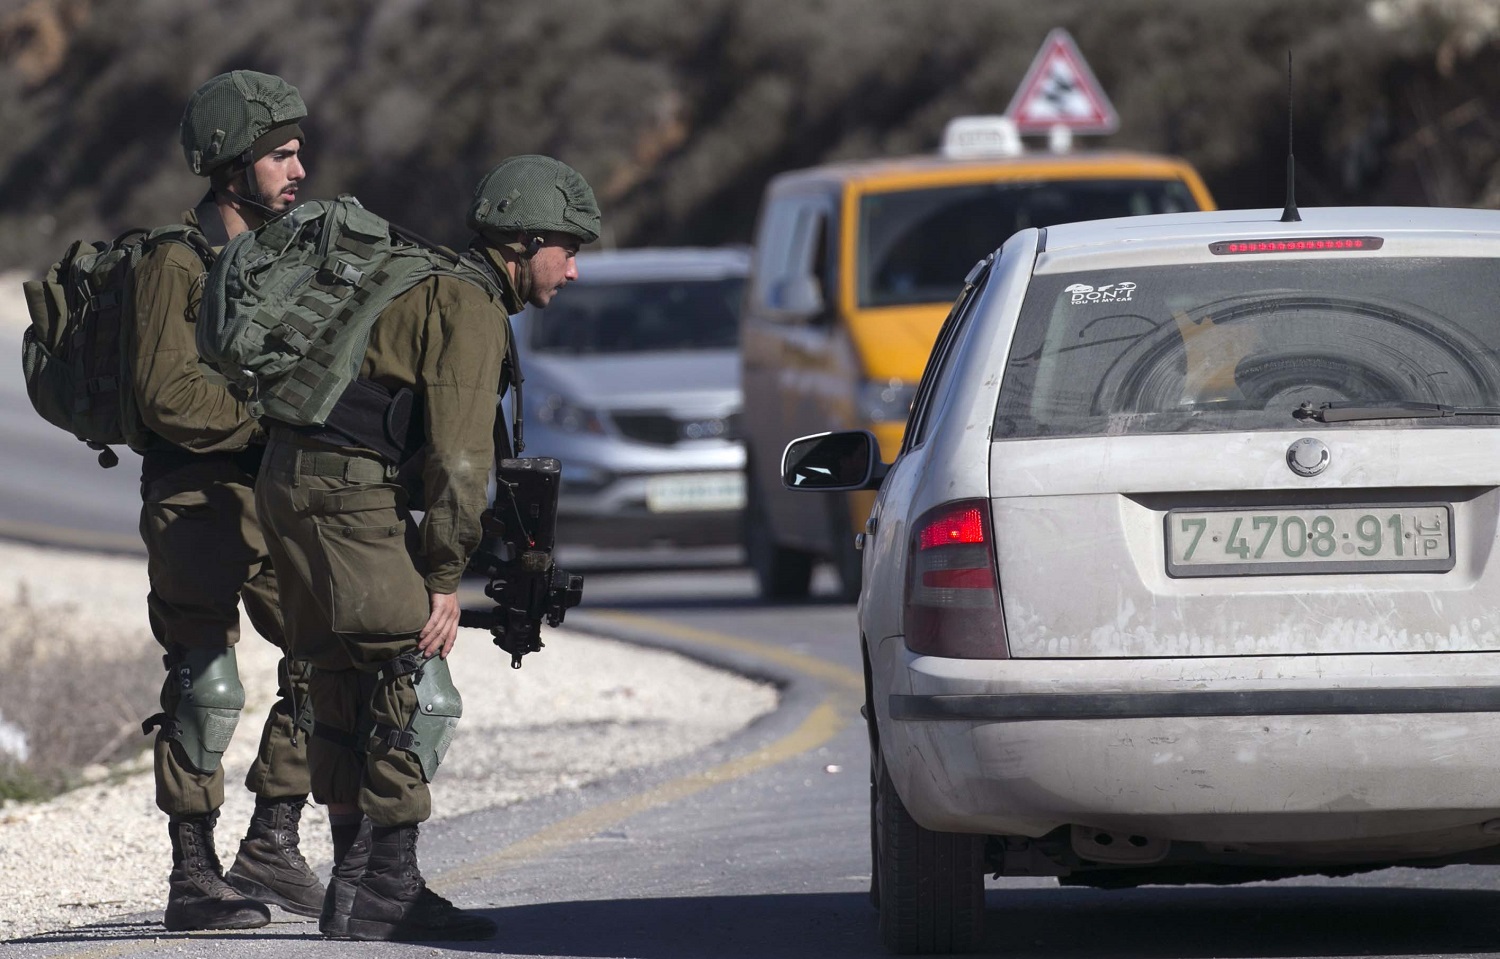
[433,694,852,890]
[434,611,864,889]
[31,611,862,955]
[581,609,865,692]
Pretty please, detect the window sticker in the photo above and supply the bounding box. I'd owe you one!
[1064,281,1137,305]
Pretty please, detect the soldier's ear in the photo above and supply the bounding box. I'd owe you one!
[525,235,544,255]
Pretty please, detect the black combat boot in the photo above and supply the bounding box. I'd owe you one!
[164,812,272,931]
[344,824,496,941]
[318,818,371,937]
[225,796,326,917]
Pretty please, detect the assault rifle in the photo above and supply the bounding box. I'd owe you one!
[459,457,584,668]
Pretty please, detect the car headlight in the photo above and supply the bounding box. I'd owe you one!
[858,378,917,423]
[535,393,606,434]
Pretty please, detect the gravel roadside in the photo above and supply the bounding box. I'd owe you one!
[0,539,777,940]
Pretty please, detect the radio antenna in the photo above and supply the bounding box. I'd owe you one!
[1280,50,1301,222]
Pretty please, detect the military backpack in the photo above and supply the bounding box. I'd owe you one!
[197,195,504,431]
[21,225,213,467]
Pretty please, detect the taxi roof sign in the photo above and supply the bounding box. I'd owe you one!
[1005,28,1120,135]
[940,115,1023,159]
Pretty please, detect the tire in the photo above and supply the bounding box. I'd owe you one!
[745,471,814,601]
[829,494,864,604]
[873,744,985,954]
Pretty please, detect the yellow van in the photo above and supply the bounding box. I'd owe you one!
[741,127,1215,601]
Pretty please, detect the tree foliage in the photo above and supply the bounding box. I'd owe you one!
[0,0,1496,268]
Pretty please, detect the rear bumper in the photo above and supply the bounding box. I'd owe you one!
[558,464,745,549]
[879,642,1500,851]
[891,685,1500,721]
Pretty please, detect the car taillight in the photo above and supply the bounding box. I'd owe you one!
[904,498,1008,658]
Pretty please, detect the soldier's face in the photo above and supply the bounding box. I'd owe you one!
[251,139,306,212]
[527,233,582,308]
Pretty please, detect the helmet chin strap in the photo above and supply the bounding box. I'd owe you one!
[512,254,535,305]
[226,149,281,222]
[498,235,543,304]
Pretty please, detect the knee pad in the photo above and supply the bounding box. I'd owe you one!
[371,653,462,783]
[169,647,245,774]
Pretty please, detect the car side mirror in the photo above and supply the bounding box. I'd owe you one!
[781,429,888,492]
[771,274,825,322]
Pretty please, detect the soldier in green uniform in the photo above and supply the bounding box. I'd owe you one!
[254,155,600,941]
[132,70,324,931]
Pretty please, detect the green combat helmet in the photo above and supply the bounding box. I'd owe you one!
[466,155,601,245]
[180,70,306,178]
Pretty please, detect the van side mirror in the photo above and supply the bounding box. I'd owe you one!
[781,430,888,492]
[771,274,825,322]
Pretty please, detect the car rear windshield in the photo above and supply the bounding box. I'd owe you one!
[858,178,1198,308]
[993,257,1500,438]
[529,277,745,355]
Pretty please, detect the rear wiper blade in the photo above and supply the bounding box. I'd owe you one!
[1293,401,1500,423]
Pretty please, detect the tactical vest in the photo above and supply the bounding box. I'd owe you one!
[21,225,213,467]
[198,195,506,437]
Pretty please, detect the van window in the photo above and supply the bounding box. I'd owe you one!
[858,178,1197,308]
[751,200,803,310]
[755,196,836,320]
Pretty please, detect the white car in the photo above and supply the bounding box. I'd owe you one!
[783,206,1500,953]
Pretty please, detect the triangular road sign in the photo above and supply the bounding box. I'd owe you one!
[1005,28,1120,135]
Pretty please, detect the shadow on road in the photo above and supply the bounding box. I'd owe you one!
[405,884,1500,958]
[17,884,1500,957]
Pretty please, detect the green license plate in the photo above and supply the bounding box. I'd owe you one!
[1166,504,1453,577]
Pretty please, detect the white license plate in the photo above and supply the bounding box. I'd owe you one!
[645,473,746,514]
[1166,504,1453,577]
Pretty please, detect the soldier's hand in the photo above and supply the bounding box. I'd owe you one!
[419,590,461,659]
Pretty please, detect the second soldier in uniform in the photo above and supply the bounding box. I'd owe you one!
[254,155,601,941]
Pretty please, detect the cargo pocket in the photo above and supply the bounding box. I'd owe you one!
[146,485,213,514]
[141,485,215,557]
[315,518,429,637]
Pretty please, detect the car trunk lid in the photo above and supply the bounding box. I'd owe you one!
[989,428,1500,658]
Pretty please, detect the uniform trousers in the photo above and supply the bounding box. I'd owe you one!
[139,449,310,816]
[254,430,435,827]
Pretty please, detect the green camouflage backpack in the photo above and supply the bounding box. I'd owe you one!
[21,225,213,467]
[198,195,500,426]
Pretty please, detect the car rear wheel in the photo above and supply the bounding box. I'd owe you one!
[873,744,985,954]
[746,471,814,600]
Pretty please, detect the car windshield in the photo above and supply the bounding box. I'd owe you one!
[993,257,1500,439]
[529,277,746,355]
[858,178,1198,308]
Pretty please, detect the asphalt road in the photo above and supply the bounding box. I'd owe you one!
[0,357,144,554]
[8,561,1500,959]
[9,360,1500,957]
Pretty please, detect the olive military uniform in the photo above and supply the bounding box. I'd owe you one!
[256,267,515,826]
[128,207,311,816]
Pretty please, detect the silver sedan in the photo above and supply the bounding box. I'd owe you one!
[784,206,1500,953]
[513,247,750,565]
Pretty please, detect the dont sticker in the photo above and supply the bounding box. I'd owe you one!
[1065,281,1137,305]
